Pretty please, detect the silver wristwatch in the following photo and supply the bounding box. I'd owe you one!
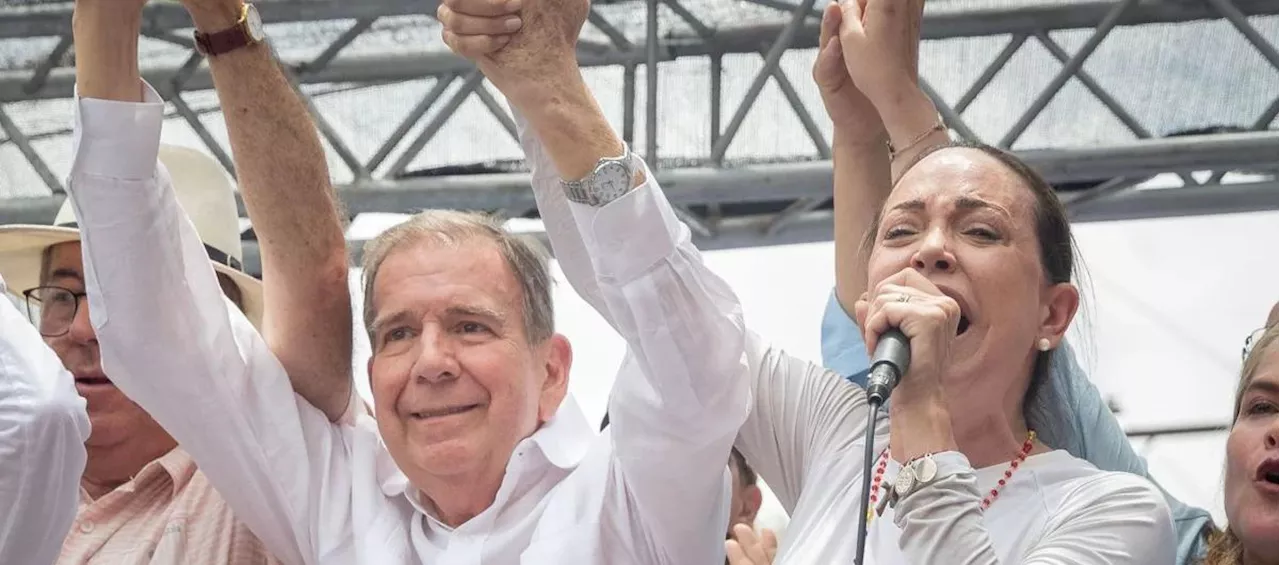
[891,453,939,506]
[560,144,637,207]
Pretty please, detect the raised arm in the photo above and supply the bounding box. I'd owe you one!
[0,278,90,565]
[440,4,748,562]
[820,0,946,315]
[818,0,945,385]
[70,4,351,563]
[181,0,353,421]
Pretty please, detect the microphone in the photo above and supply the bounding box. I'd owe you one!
[855,328,912,565]
[865,328,911,406]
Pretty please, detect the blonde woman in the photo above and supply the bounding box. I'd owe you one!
[1203,315,1278,565]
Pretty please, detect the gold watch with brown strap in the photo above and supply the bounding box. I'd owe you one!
[193,3,266,57]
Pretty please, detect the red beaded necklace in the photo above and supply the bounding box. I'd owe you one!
[866,430,1037,523]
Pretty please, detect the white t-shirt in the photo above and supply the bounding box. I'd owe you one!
[868,450,1177,564]
[734,333,1178,565]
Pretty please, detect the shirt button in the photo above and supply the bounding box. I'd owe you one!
[79,521,94,534]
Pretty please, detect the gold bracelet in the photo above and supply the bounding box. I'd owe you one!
[887,117,947,160]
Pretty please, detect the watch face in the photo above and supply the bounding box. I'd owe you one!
[592,162,631,199]
[246,5,266,41]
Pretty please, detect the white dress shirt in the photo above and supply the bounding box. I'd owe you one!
[68,82,749,565]
[733,337,1177,564]
[0,277,91,565]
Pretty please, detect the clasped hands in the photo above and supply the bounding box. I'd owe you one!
[437,0,588,103]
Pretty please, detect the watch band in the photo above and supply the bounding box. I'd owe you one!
[194,4,264,57]
[561,144,637,207]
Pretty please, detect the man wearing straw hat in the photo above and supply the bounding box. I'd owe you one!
[0,145,287,563]
[0,146,279,563]
[0,0,352,561]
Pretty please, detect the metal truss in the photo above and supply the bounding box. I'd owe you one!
[0,0,1276,276]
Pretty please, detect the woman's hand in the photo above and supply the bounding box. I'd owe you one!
[855,268,960,460]
[726,524,778,565]
[856,268,960,387]
[835,0,941,159]
[813,3,885,144]
[835,0,926,116]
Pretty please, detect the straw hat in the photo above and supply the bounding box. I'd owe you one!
[0,145,263,328]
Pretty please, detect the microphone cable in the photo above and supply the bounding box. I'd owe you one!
[853,397,885,565]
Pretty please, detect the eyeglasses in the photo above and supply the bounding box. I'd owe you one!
[1243,326,1269,361]
[22,286,89,338]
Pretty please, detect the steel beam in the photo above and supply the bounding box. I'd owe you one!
[234,178,1278,276]
[0,1,432,40]
[712,0,818,163]
[5,0,1274,101]
[1000,0,1139,148]
[3,132,1274,226]
[0,104,63,194]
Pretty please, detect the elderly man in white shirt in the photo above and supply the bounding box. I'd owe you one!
[67,0,749,564]
[0,275,91,565]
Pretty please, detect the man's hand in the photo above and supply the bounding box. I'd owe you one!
[725,524,778,565]
[813,2,883,145]
[436,0,522,60]
[440,0,589,107]
[440,0,621,181]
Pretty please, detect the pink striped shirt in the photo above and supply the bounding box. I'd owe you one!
[57,448,281,565]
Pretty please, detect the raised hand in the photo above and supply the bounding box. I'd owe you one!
[835,0,926,118]
[441,0,589,98]
[813,2,884,143]
[437,0,524,61]
[725,524,778,565]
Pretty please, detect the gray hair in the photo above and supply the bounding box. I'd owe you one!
[360,210,555,344]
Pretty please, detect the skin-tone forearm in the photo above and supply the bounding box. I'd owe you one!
[889,388,958,463]
[502,58,641,184]
[832,88,948,312]
[72,7,143,103]
[831,131,891,314]
[188,5,353,421]
[881,89,950,182]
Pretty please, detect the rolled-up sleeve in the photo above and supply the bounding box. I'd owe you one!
[515,111,749,564]
[68,82,352,565]
[0,281,90,565]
